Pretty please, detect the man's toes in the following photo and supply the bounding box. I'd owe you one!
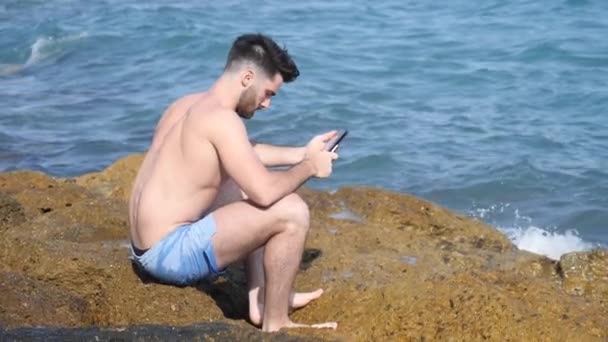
[291,288,324,308]
[311,322,338,330]
[310,288,324,299]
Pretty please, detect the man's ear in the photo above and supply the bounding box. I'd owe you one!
[241,68,255,88]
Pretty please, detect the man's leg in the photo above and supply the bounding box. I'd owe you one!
[246,246,324,326]
[208,180,324,326]
[211,190,337,331]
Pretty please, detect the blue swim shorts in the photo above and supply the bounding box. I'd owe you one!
[129,214,225,286]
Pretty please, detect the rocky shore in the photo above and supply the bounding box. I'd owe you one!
[1,154,606,340]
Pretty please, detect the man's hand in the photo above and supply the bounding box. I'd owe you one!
[304,131,339,178]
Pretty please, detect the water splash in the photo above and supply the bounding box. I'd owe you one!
[502,226,593,260]
[469,203,595,260]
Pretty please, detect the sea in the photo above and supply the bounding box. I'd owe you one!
[1,0,607,260]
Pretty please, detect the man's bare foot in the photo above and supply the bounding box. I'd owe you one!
[249,288,325,326]
[264,320,338,332]
[290,288,324,309]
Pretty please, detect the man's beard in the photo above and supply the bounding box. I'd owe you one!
[236,87,257,119]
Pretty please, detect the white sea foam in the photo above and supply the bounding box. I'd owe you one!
[500,226,594,260]
[469,203,595,260]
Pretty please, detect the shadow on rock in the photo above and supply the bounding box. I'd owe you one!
[130,247,324,325]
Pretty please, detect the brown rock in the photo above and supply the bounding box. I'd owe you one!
[0,192,25,231]
[0,272,94,327]
[1,154,607,341]
[559,250,608,299]
[75,154,144,201]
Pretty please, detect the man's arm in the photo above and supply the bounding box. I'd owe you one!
[251,142,305,167]
[202,110,316,207]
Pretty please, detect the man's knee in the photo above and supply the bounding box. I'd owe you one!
[273,193,310,232]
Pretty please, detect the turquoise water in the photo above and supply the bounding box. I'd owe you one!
[1,0,607,258]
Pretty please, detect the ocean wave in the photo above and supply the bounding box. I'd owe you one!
[25,33,88,66]
[0,32,88,76]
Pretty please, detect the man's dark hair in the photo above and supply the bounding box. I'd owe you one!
[225,33,300,83]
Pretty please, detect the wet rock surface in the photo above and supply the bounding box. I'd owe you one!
[1,155,607,340]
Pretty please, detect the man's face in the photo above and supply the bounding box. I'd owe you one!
[236,71,283,119]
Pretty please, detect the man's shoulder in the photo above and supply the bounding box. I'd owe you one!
[188,104,239,126]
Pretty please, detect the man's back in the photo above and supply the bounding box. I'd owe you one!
[129,93,222,249]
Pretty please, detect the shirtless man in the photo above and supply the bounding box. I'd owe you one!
[128,33,338,332]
